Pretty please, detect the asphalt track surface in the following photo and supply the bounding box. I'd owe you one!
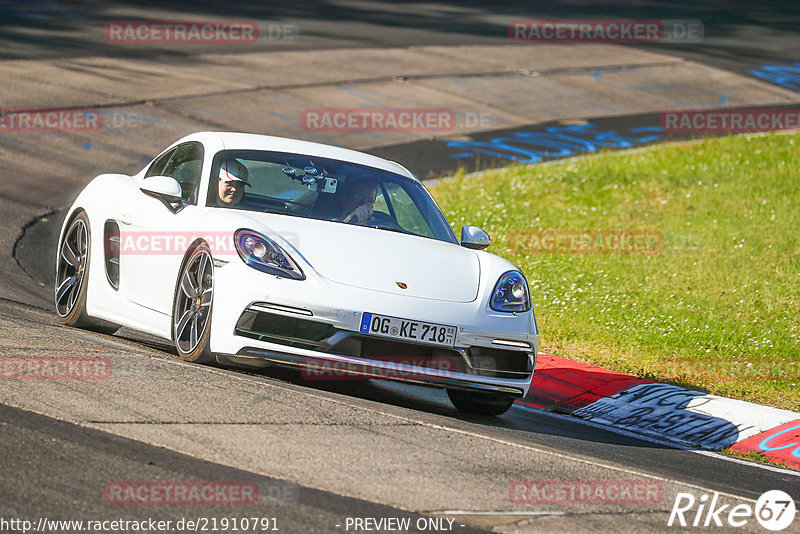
[2,2,800,533]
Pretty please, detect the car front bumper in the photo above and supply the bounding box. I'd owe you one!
[209,260,538,397]
[221,345,533,397]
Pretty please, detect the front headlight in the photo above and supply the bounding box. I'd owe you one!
[234,229,305,280]
[490,271,531,312]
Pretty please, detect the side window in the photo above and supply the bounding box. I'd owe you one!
[145,148,176,178]
[144,142,204,203]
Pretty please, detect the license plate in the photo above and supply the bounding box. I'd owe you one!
[359,312,457,347]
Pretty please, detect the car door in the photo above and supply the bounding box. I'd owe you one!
[118,142,205,315]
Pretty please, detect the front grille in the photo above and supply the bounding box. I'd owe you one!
[235,308,338,351]
[332,335,468,374]
[235,306,532,379]
[467,346,533,376]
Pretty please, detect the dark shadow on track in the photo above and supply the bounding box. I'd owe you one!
[107,325,682,451]
[1,0,798,76]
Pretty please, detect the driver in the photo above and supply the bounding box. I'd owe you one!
[341,180,377,224]
[216,158,251,207]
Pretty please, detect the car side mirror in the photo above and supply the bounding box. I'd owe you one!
[140,176,183,212]
[461,225,490,250]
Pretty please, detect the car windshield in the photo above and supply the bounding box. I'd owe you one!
[207,150,458,244]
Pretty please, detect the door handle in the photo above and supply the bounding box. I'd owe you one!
[119,213,133,225]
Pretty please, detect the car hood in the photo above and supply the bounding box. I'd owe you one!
[233,212,480,303]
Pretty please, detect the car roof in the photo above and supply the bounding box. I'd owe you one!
[178,131,418,182]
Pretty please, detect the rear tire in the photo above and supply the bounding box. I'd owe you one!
[172,244,215,363]
[447,389,516,416]
[55,211,119,334]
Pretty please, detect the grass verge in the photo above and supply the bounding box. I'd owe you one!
[430,132,800,412]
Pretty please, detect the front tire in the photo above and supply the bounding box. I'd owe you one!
[447,389,516,416]
[172,244,215,363]
[55,211,119,334]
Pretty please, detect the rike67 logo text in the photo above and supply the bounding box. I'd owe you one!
[669,490,795,531]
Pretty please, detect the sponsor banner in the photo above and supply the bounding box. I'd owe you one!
[104,20,259,44]
[104,482,259,505]
[509,19,703,43]
[300,356,459,381]
[1,357,111,380]
[661,108,800,133]
[508,230,663,255]
[301,108,456,133]
[0,108,101,132]
[729,419,800,469]
[573,383,799,450]
[509,480,663,504]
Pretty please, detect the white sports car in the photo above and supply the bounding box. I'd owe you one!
[55,132,539,415]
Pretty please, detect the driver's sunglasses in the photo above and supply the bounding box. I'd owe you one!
[353,192,375,206]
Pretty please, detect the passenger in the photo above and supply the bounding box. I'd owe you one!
[216,159,250,207]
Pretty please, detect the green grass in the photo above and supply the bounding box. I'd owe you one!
[723,448,792,469]
[430,133,800,412]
